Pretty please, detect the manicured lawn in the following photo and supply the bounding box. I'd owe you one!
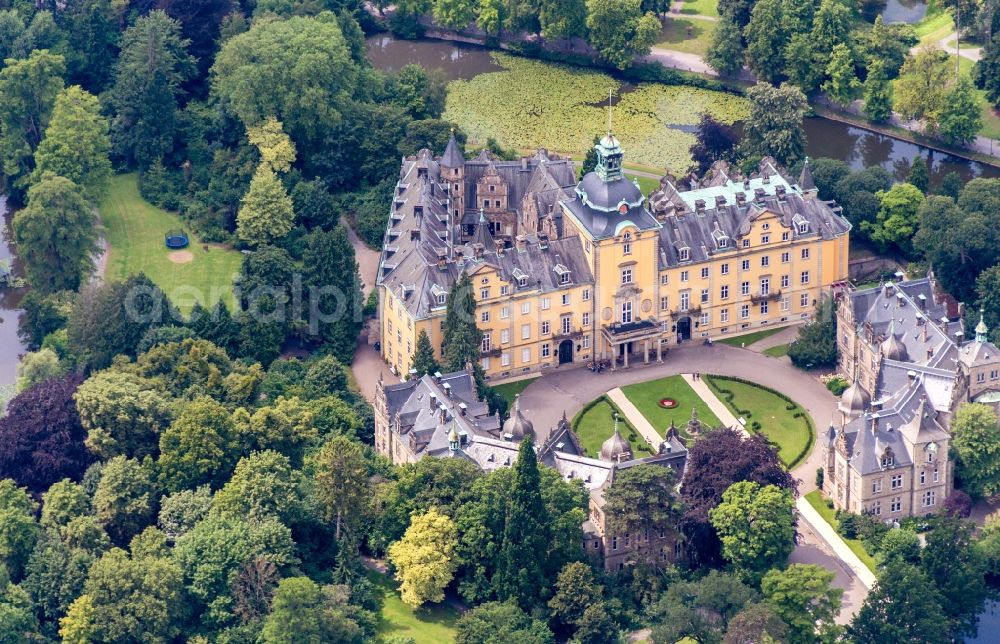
[367,569,459,643]
[705,376,812,468]
[100,174,241,314]
[805,490,878,574]
[656,17,716,56]
[764,344,790,358]
[572,396,653,457]
[620,375,721,438]
[493,377,538,405]
[679,0,719,17]
[627,173,661,195]
[716,326,786,348]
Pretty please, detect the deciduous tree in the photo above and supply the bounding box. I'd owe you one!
[894,45,951,132]
[709,481,795,582]
[237,164,295,246]
[863,182,924,256]
[863,59,894,122]
[261,577,368,643]
[0,481,40,581]
[761,564,842,644]
[743,0,788,82]
[75,369,174,460]
[585,0,660,70]
[455,601,554,644]
[92,456,158,545]
[742,82,808,167]
[603,463,676,563]
[939,75,983,145]
[706,15,744,77]
[388,509,458,607]
[213,450,301,523]
[921,516,987,636]
[974,38,1000,108]
[158,397,241,493]
[847,561,950,644]
[12,175,97,294]
[822,43,859,107]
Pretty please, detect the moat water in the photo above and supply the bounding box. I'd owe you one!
[366,34,999,189]
[0,196,28,399]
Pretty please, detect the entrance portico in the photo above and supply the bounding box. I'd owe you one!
[600,319,663,369]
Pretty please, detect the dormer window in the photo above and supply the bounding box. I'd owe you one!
[513,267,528,288]
[679,247,690,261]
[554,264,571,284]
[518,276,527,287]
[436,293,446,306]
[798,222,809,233]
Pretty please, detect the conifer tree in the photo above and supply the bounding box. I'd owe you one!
[442,272,482,373]
[822,43,859,108]
[495,438,551,610]
[706,15,744,78]
[863,59,893,123]
[411,329,440,378]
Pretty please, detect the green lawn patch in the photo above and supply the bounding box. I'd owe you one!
[367,569,459,643]
[764,344,789,358]
[572,396,653,457]
[804,490,878,574]
[492,377,538,405]
[716,326,786,348]
[100,174,242,314]
[914,9,952,43]
[626,173,661,195]
[679,0,719,17]
[704,376,812,468]
[620,375,721,439]
[656,17,716,56]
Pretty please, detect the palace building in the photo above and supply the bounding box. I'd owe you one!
[373,367,690,571]
[826,275,1000,517]
[376,128,852,379]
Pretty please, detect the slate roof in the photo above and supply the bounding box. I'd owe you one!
[651,160,851,270]
[562,172,661,239]
[378,148,589,320]
[462,149,575,213]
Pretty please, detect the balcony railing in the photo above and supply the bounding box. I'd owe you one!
[751,290,782,304]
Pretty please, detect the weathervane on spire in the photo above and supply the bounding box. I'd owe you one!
[607,88,613,136]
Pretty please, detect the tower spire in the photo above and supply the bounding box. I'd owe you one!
[976,308,989,343]
[607,88,613,136]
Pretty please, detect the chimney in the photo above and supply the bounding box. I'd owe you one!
[775,185,786,199]
[495,238,505,257]
[414,205,423,217]
[715,195,727,207]
[429,393,437,410]
[907,370,916,382]
[918,293,927,310]
[871,415,878,434]
[439,403,448,424]
[443,382,452,397]
[735,191,747,205]
[458,402,467,416]
[434,371,443,383]
[896,292,904,307]
[521,157,528,170]
[538,233,549,250]
[743,179,750,191]
[436,249,447,270]
[515,235,527,252]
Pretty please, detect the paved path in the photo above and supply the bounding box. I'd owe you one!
[346,222,380,297]
[643,48,718,76]
[746,324,799,353]
[797,496,877,591]
[681,372,744,430]
[607,387,664,447]
[911,30,982,63]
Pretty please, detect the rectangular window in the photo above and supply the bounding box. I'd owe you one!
[721,285,729,299]
[759,301,769,314]
[891,474,903,489]
[561,316,571,334]
[801,293,810,307]
[681,270,689,282]
[933,466,939,482]
[781,297,790,311]
[740,304,749,319]
[583,312,590,326]
[680,292,690,311]
[923,491,936,507]
[872,500,882,516]
[740,281,750,296]
[701,289,709,304]
[522,348,531,363]
[481,311,490,323]
[661,296,669,311]
[582,336,590,349]
[500,285,509,296]
[582,289,590,301]
[742,239,750,248]
[522,302,531,315]
[623,241,631,255]
[720,308,729,323]
[541,343,550,358]
[521,324,530,340]
[800,271,810,284]
[621,268,633,284]
[482,333,492,352]
[541,321,551,335]
[701,312,710,326]
[622,301,633,324]
[978,372,986,383]
[501,329,510,344]
[721,263,730,275]
[562,293,570,306]
[872,479,882,493]
[781,275,790,288]
[891,497,901,513]
[781,252,790,263]
[701,267,709,279]
[501,352,510,367]
[782,231,789,241]
[761,255,769,268]
[741,259,750,271]
[542,298,551,310]
[761,234,770,244]
[500,306,510,319]
[480,288,489,299]
[801,248,810,259]
[661,274,669,285]
[760,278,770,296]
[920,470,926,485]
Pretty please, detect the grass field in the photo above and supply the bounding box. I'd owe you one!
[705,376,811,468]
[656,17,716,56]
[627,173,661,195]
[493,377,538,405]
[621,375,721,438]
[572,396,652,457]
[716,326,786,348]
[679,0,719,17]
[764,344,790,358]
[368,570,459,643]
[805,490,878,573]
[100,174,241,314]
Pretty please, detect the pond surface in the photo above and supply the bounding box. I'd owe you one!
[366,35,998,187]
[967,598,1000,642]
[0,196,29,396]
[879,0,929,24]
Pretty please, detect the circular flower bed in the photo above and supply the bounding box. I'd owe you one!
[658,398,678,409]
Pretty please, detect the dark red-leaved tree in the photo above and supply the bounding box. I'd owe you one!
[679,428,796,566]
[0,374,91,493]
